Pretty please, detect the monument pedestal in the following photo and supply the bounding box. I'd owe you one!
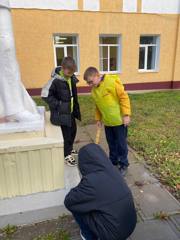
[0,110,64,199]
[0,111,80,228]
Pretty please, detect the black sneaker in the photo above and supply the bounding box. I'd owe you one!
[119,165,128,177]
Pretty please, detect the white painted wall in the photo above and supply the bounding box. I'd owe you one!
[10,0,78,10]
[8,0,180,13]
[123,0,137,13]
[142,0,180,14]
[83,0,100,11]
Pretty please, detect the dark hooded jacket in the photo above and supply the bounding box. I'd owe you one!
[41,66,81,127]
[64,144,137,240]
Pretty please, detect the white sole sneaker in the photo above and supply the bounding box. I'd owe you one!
[71,149,78,155]
[80,230,86,240]
[65,155,77,167]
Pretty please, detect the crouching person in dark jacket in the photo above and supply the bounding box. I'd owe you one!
[64,143,137,240]
[41,57,81,167]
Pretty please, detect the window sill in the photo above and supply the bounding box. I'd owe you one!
[138,70,159,73]
[100,71,121,74]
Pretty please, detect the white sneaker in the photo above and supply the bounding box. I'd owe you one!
[65,155,77,167]
[80,230,86,240]
[71,149,78,155]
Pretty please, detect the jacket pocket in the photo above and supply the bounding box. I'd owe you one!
[58,102,70,114]
[50,111,71,127]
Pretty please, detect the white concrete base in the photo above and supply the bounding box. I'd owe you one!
[0,165,80,228]
[0,107,45,135]
[0,111,65,199]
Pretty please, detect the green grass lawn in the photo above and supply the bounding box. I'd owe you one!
[34,91,180,199]
[128,91,180,200]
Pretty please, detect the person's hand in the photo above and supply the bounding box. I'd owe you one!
[96,120,102,129]
[123,115,131,126]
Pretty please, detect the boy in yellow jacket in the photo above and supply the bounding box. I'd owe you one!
[84,67,131,176]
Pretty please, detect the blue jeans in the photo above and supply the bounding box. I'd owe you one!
[72,212,98,240]
[105,125,129,167]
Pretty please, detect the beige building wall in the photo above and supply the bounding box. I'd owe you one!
[137,0,142,13]
[11,9,180,90]
[78,0,83,10]
[173,15,180,85]
[100,0,123,12]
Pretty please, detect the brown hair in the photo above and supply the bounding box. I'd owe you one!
[83,67,99,81]
[61,56,77,72]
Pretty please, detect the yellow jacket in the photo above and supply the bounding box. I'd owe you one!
[92,74,131,126]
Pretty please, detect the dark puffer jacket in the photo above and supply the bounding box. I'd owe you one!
[64,144,137,240]
[41,67,81,127]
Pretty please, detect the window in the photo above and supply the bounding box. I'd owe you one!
[53,35,79,72]
[139,36,160,72]
[99,35,121,73]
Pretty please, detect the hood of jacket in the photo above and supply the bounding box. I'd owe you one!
[78,143,114,176]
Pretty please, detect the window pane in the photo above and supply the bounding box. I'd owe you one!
[140,36,156,45]
[56,47,64,66]
[100,46,108,71]
[100,46,108,59]
[110,46,118,71]
[100,58,108,72]
[139,47,145,69]
[54,35,77,45]
[67,46,78,68]
[100,36,118,44]
[147,46,156,70]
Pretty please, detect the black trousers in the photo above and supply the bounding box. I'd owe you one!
[61,115,77,157]
[105,124,129,167]
[72,212,98,240]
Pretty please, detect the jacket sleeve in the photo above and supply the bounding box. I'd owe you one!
[42,80,60,110]
[115,79,131,116]
[64,177,97,213]
[95,105,102,121]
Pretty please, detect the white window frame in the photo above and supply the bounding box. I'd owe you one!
[53,34,80,74]
[99,35,121,74]
[139,35,160,73]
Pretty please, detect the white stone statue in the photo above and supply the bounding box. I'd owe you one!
[0,0,40,123]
